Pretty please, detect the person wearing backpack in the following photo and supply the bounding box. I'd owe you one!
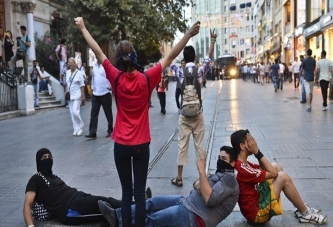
[9,25,31,86]
[169,29,217,187]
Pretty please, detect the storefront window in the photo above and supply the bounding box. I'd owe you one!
[308,35,322,60]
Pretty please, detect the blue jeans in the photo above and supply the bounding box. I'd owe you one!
[301,77,306,101]
[272,76,278,89]
[116,195,198,227]
[114,142,150,227]
[32,83,39,106]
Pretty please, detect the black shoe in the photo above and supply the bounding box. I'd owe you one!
[145,187,152,200]
[85,133,96,139]
[162,109,166,115]
[106,131,112,138]
[98,200,117,227]
[300,100,306,103]
[275,88,277,92]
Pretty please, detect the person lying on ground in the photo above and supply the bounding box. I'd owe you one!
[98,146,239,227]
[23,148,151,227]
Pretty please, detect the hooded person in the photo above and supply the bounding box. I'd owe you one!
[23,148,126,226]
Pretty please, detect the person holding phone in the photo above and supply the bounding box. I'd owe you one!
[3,31,14,68]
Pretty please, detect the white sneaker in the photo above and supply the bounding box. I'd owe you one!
[73,131,77,136]
[294,204,321,218]
[322,106,328,111]
[76,129,83,136]
[298,212,328,224]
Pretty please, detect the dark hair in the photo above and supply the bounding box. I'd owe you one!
[274,59,278,64]
[60,38,66,44]
[20,26,27,31]
[321,50,327,57]
[183,46,195,63]
[116,40,136,73]
[307,49,312,56]
[220,146,237,163]
[230,129,249,155]
[33,60,38,64]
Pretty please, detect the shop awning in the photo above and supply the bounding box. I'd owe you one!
[246,2,252,7]
[240,3,246,8]
[230,5,236,11]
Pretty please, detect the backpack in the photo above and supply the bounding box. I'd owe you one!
[181,67,202,117]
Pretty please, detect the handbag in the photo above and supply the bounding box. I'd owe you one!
[16,49,26,59]
[65,70,78,101]
[31,173,54,221]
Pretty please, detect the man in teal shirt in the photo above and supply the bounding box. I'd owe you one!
[10,25,31,86]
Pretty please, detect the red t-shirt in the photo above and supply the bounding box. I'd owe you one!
[234,160,266,222]
[102,59,162,145]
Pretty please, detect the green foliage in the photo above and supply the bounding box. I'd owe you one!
[65,0,189,65]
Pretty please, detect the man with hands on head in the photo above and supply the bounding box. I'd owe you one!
[97,146,239,227]
[230,129,328,225]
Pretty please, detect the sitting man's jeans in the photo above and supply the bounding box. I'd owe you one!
[115,195,198,227]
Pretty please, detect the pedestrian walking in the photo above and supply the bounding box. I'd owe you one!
[175,60,185,113]
[316,50,332,111]
[157,74,169,114]
[278,61,285,90]
[292,57,300,90]
[169,29,217,187]
[259,62,265,85]
[299,55,307,103]
[271,59,280,92]
[300,49,316,112]
[85,62,113,139]
[65,57,85,136]
[75,17,201,227]
[55,39,67,84]
[264,62,271,83]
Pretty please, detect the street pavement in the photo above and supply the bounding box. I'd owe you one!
[0,78,332,227]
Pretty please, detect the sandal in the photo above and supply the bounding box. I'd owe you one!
[171,177,183,187]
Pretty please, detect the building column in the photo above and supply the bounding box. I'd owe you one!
[21,1,36,61]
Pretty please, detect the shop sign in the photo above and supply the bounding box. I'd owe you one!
[294,26,304,37]
[258,45,263,54]
[320,12,333,29]
[304,22,320,37]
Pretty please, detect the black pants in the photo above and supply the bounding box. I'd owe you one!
[320,80,330,107]
[158,92,166,112]
[294,73,299,88]
[114,142,150,227]
[175,88,181,109]
[89,93,113,135]
[62,191,122,225]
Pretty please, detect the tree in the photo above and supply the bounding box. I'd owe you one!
[64,0,189,65]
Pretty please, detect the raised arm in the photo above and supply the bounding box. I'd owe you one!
[23,191,36,227]
[207,29,217,58]
[75,17,106,64]
[196,157,212,204]
[160,21,201,71]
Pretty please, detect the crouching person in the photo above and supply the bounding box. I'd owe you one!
[98,146,239,227]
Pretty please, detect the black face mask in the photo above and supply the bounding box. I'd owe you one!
[216,159,234,173]
[39,159,53,175]
[36,148,53,175]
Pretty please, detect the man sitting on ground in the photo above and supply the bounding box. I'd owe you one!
[98,146,239,227]
[230,129,328,225]
[24,148,151,226]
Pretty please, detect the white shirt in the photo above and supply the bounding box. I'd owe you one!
[91,63,111,96]
[279,63,285,74]
[317,58,332,81]
[292,61,300,73]
[66,69,85,100]
[39,70,50,79]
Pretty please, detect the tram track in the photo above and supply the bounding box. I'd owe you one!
[147,80,223,175]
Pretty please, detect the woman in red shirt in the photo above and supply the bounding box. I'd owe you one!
[75,17,201,227]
